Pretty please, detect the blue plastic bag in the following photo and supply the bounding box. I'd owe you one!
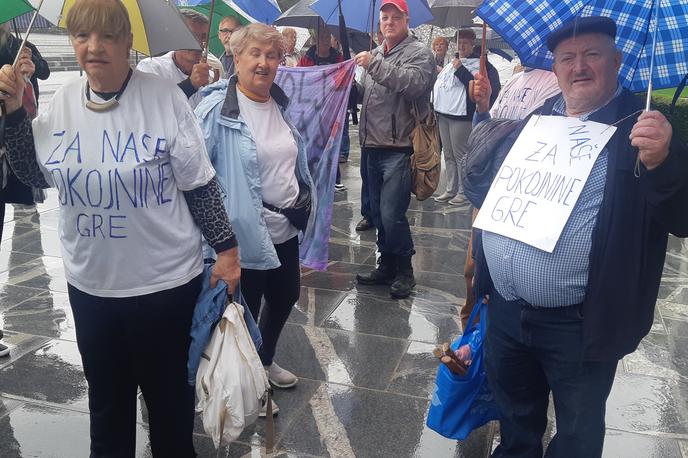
[426,299,500,439]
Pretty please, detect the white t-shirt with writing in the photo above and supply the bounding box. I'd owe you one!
[490,69,561,120]
[31,70,215,297]
[236,90,299,245]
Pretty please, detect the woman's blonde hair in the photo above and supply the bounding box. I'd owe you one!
[230,23,286,58]
[65,0,131,41]
[432,36,448,48]
[281,27,297,39]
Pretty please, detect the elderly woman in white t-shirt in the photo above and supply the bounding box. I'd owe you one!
[0,0,240,455]
[196,23,316,416]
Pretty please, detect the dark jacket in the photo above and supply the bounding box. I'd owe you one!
[0,36,50,103]
[298,46,344,67]
[452,51,501,120]
[466,89,688,361]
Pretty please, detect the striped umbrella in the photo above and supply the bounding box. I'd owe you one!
[28,0,201,56]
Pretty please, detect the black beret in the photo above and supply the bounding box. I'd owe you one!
[546,16,616,52]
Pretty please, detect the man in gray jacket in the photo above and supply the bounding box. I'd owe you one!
[354,0,435,299]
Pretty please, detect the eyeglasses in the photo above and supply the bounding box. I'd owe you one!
[219,28,234,34]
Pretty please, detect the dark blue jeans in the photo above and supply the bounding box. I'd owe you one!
[340,111,350,159]
[485,290,617,458]
[365,147,415,257]
[360,148,371,218]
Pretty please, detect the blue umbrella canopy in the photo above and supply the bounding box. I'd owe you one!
[311,0,434,34]
[231,0,281,23]
[476,0,688,92]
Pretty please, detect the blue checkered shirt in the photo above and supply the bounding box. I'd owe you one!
[482,86,622,307]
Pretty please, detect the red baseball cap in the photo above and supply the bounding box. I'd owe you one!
[380,0,409,16]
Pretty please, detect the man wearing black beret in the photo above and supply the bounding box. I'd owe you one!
[469,16,688,457]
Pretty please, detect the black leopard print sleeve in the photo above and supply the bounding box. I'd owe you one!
[4,108,51,189]
[183,177,238,253]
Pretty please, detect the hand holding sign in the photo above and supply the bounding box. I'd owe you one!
[630,111,672,170]
[474,116,617,252]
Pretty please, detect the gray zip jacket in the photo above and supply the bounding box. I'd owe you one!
[358,34,436,149]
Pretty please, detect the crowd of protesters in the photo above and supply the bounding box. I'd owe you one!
[0,0,686,457]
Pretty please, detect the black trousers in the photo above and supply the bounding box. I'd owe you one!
[68,275,202,458]
[241,236,301,366]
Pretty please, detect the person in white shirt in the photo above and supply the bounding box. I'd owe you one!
[490,67,561,120]
[137,8,221,108]
[196,23,317,417]
[280,27,300,67]
[0,0,240,454]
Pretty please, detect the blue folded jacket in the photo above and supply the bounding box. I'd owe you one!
[187,264,263,386]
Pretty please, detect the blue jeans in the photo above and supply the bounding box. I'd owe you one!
[485,290,618,458]
[365,147,415,257]
[340,111,350,159]
[360,148,370,218]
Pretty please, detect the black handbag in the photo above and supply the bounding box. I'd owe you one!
[262,182,312,232]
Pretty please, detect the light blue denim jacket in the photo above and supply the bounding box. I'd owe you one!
[187,264,262,386]
[195,76,316,270]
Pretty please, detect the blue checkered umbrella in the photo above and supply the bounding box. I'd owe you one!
[476,0,688,92]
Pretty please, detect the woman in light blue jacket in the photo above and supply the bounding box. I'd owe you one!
[195,23,316,417]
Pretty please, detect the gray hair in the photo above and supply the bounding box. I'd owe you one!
[179,8,209,26]
[229,23,286,59]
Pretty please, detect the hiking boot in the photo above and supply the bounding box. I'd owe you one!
[266,362,298,388]
[390,256,416,299]
[259,398,279,417]
[355,217,373,232]
[357,253,397,285]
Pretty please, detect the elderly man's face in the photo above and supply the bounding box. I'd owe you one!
[219,17,240,54]
[235,39,280,96]
[380,5,409,44]
[175,19,207,75]
[552,33,621,114]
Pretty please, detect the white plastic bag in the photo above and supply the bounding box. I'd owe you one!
[195,301,270,448]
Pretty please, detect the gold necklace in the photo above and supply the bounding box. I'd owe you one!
[85,69,133,112]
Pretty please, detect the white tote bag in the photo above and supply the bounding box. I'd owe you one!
[195,301,270,448]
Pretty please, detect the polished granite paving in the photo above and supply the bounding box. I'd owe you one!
[1,128,688,456]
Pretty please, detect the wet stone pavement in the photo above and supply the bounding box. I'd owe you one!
[0,101,687,458]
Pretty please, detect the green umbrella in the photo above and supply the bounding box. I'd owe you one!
[0,0,34,24]
[187,2,252,57]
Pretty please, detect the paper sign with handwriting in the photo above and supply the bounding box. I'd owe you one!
[474,115,616,252]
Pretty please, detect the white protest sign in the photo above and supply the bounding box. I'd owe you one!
[474,115,617,253]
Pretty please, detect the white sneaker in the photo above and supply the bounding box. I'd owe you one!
[0,342,9,358]
[265,363,298,388]
[434,192,455,203]
[259,398,279,418]
[448,195,467,206]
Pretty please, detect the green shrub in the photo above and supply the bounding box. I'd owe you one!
[651,96,688,142]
